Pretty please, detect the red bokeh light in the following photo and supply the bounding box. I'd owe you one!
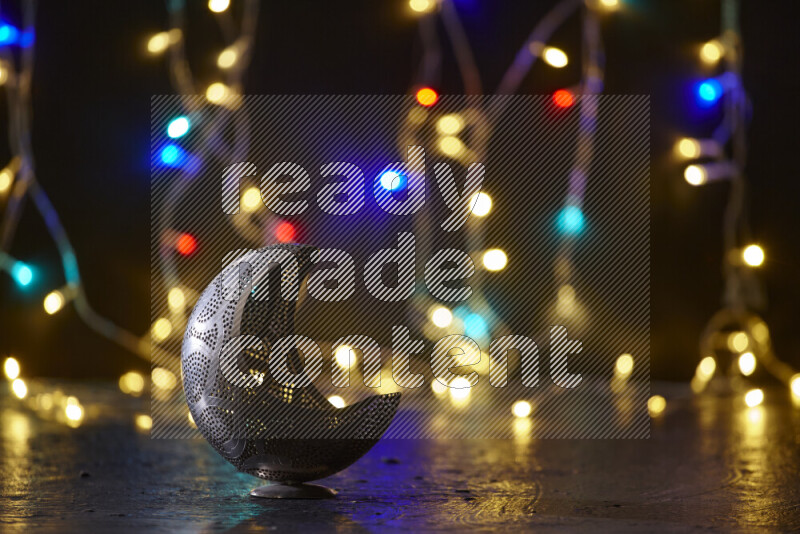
[415,87,438,107]
[176,233,197,256]
[275,222,295,243]
[552,89,574,108]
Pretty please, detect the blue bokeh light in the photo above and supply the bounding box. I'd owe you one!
[556,205,585,235]
[696,79,723,106]
[0,23,19,46]
[380,171,406,191]
[160,144,186,167]
[167,117,190,138]
[11,261,33,287]
[464,313,489,339]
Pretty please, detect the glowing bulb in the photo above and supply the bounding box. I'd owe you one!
[160,144,186,167]
[615,354,634,377]
[380,171,406,191]
[449,376,472,400]
[744,388,764,408]
[696,79,723,105]
[4,357,20,380]
[208,0,230,13]
[742,244,764,267]
[147,32,170,54]
[439,136,465,156]
[119,371,145,396]
[168,287,185,310]
[552,89,574,108]
[176,233,197,256]
[727,331,749,353]
[738,352,756,376]
[700,40,724,64]
[241,186,262,212]
[334,345,355,369]
[43,290,65,315]
[11,261,33,287]
[151,318,172,342]
[206,82,230,103]
[437,114,463,135]
[647,395,666,417]
[697,356,716,380]
[11,378,27,399]
[136,414,153,431]
[512,400,532,418]
[556,205,585,235]
[217,47,238,69]
[684,164,707,186]
[431,306,453,328]
[469,192,492,217]
[542,47,568,68]
[482,249,508,271]
[327,395,346,408]
[167,116,190,138]
[676,138,700,159]
[416,87,438,107]
[791,374,800,398]
[0,168,12,192]
[152,367,178,390]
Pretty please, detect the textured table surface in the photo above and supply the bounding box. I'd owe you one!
[2,381,799,532]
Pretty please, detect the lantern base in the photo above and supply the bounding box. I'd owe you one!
[249,482,337,499]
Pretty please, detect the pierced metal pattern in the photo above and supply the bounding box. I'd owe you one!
[181,243,401,483]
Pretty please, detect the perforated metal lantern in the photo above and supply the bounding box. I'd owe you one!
[181,244,401,498]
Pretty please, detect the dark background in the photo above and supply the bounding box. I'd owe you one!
[0,0,797,380]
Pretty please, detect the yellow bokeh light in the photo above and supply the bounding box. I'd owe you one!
[241,186,262,212]
[482,249,508,271]
[168,287,185,311]
[647,395,666,417]
[206,82,230,104]
[469,192,492,217]
[615,354,634,377]
[4,357,20,380]
[217,47,238,69]
[599,0,619,9]
[790,374,800,398]
[0,65,8,86]
[744,388,764,408]
[558,284,576,305]
[727,331,749,353]
[542,46,568,68]
[208,0,230,13]
[409,0,434,13]
[119,371,145,396]
[430,306,453,328]
[135,414,153,431]
[697,356,716,380]
[11,378,27,399]
[436,114,464,135]
[65,402,83,422]
[751,321,769,344]
[439,136,465,156]
[676,138,700,158]
[700,40,724,64]
[512,400,532,418]
[43,290,65,315]
[742,244,764,267]
[151,318,172,342]
[327,395,346,408]
[0,168,12,192]
[147,32,170,54]
[334,345,355,369]
[152,367,178,390]
[684,164,707,186]
[738,352,756,376]
[431,379,448,395]
[449,376,472,400]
